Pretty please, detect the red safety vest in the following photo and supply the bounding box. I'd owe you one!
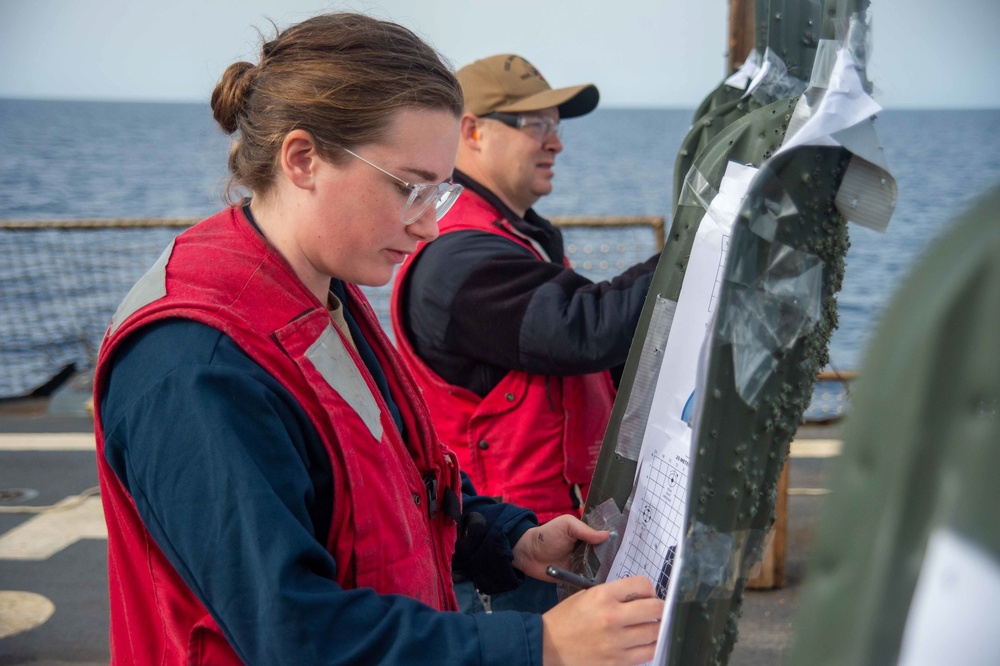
[94,208,460,664]
[391,190,616,524]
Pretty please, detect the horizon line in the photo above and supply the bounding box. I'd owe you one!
[2,95,999,113]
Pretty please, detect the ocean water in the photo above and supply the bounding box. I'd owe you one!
[1,99,999,398]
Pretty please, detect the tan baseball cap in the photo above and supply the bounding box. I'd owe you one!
[456,54,599,119]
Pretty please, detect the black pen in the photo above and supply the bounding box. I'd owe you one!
[546,564,597,589]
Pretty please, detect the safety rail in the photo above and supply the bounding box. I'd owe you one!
[0,214,850,421]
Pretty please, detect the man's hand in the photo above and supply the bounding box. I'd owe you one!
[511,514,610,580]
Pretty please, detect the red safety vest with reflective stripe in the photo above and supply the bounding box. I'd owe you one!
[93,207,460,664]
[391,190,616,524]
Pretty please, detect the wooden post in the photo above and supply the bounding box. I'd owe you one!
[728,0,756,74]
[746,459,789,589]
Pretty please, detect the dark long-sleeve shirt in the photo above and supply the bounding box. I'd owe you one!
[401,170,659,397]
[99,316,543,665]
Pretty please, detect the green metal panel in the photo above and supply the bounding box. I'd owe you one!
[581,0,868,556]
[580,101,854,666]
[583,96,798,524]
[577,2,882,665]
[788,184,1000,666]
[765,0,825,81]
[662,145,850,666]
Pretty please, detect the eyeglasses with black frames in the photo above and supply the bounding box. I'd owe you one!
[338,147,463,225]
[481,112,562,141]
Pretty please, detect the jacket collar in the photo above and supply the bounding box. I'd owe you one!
[452,169,565,262]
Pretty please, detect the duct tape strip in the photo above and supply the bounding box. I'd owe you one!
[834,153,896,233]
[675,523,771,602]
[717,218,823,406]
[616,296,677,460]
[579,497,629,585]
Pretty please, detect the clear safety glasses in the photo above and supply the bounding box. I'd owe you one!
[481,112,562,141]
[339,147,463,225]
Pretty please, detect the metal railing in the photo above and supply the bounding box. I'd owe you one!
[1,214,850,420]
[0,216,664,399]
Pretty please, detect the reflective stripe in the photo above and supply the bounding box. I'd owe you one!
[617,295,677,459]
[305,324,383,441]
[109,240,174,335]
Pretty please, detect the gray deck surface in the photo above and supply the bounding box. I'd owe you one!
[0,381,839,666]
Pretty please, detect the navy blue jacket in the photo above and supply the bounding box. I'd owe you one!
[100,311,544,665]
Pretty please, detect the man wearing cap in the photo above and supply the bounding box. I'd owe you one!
[390,54,658,613]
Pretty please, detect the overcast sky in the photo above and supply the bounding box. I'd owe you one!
[1,0,998,109]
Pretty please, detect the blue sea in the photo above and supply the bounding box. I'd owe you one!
[1,99,999,399]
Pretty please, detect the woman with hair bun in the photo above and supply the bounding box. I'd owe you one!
[93,12,662,665]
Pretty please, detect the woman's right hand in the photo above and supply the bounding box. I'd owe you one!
[541,576,665,666]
